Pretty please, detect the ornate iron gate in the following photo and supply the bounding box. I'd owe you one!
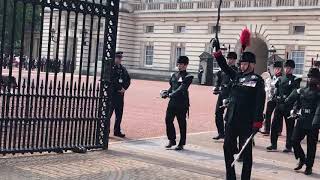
[0,0,119,155]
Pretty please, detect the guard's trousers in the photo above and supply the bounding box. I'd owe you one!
[165,106,188,146]
[215,95,226,136]
[292,127,319,168]
[270,106,294,149]
[224,124,252,180]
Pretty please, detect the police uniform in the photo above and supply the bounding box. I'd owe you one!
[163,56,193,150]
[213,52,238,140]
[262,61,283,135]
[285,68,320,175]
[267,60,301,152]
[109,51,131,137]
[214,51,266,180]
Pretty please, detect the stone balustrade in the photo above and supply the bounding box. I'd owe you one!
[132,0,320,12]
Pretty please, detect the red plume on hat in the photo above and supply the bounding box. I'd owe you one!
[240,28,251,52]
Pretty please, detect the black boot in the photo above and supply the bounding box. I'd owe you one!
[266,145,277,151]
[114,132,125,138]
[283,148,292,153]
[175,145,184,151]
[165,141,176,148]
[304,167,312,175]
[213,134,225,140]
[294,159,305,171]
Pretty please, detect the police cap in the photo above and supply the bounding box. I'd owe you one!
[284,59,295,68]
[177,56,189,65]
[227,52,237,60]
[115,51,123,58]
[307,67,320,78]
[239,52,256,63]
[273,61,283,68]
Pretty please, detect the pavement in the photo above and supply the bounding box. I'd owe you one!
[1,79,320,180]
[1,132,320,180]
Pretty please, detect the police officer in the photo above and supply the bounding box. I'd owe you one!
[213,52,238,140]
[213,50,266,180]
[267,60,301,152]
[285,68,320,175]
[261,60,283,135]
[109,51,131,137]
[161,56,193,151]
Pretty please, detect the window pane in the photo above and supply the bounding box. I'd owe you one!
[291,50,304,75]
[145,45,153,65]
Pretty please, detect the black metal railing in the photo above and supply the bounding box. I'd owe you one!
[0,0,119,155]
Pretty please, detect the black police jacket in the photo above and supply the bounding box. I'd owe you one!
[274,74,301,107]
[111,64,131,95]
[215,65,237,98]
[216,55,266,128]
[167,70,193,108]
[285,87,320,129]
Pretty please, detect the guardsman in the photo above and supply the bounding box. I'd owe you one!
[213,50,266,180]
[285,68,320,175]
[213,52,238,140]
[161,56,194,151]
[109,51,131,138]
[261,60,283,136]
[267,59,301,152]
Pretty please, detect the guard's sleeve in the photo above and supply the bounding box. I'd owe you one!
[312,94,320,128]
[122,67,131,90]
[215,71,222,88]
[273,77,280,98]
[169,75,194,98]
[213,51,237,80]
[167,73,174,93]
[253,78,266,125]
[294,77,302,89]
[284,89,300,109]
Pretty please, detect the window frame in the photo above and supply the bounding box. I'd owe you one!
[145,45,154,66]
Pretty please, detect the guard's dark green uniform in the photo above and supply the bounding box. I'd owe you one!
[214,63,237,138]
[165,70,193,146]
[269,61,301,151]
[285,68,320,175]
[215,51,266,180]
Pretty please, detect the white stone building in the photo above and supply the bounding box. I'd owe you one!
[40,0,320,80]
[117,0,320,80]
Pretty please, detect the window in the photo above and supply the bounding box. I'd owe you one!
[176,25,186,33]
[293,25,305,35]
[145,45,154,66]
[290,50,305,75]
[210,25,221,34]
[145,25,154,33]
[176,46,185,63]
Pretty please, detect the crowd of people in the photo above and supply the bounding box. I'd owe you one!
[1,54,74,73]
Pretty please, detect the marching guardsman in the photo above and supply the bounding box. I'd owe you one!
[109,51,131,138]
[161,56,194,151]
[267,59,301,152]
[285,68,320,175]
[261,60,283,136]
[213,48,266,179]
[213,52,238,140]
